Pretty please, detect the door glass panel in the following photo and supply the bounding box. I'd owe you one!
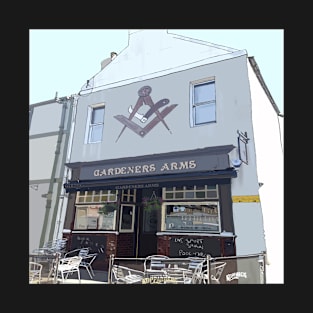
[143,208,158,233]
[119,204,135,232]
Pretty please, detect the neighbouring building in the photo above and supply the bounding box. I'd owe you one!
[29,96,76,252]
[33,30,283,283]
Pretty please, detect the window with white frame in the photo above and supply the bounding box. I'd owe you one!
[121,189,136,202]
[161,185,221,233]
[85,104,105,143]
[163,185,218,200]
[76,190,117,203]
[74,204,117,230]
[74,190,118,230]
[190,79,216,126]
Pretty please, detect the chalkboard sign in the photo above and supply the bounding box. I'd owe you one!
[70,234,107,265]
[169,236,221,258]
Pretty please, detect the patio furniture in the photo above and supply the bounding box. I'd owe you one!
[111,265,144,284]
[64,248,98,279]
[183,258,206,284]
[56,256,82,284]
[29,261,43,284]
[29,251,61,284]
[144,255,170,276]
[43,238,68,255]
[202,261,226,284]
[162,267,188,284]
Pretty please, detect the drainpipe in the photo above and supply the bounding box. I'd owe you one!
[54,95,78,239]
[39,96,71,247]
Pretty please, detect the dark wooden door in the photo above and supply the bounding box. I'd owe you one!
[136,188,161,257]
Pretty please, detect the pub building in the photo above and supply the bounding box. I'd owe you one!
[62,145,239,270]
[57,30,282,277]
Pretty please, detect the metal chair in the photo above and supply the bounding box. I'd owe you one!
[64,248,98,279]
[183,258,205,284]
[29,261,43,284]
[56,256,82,284]
[111,265,144,284]
[202,261,226,284]
[42,238,68,255]
[144,255,170,275]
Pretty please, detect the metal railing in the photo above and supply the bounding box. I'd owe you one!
[108,253,266,284]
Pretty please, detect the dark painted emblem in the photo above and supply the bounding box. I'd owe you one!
[115,86,178,142]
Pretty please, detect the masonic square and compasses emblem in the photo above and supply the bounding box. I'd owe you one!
[115,86,178,142]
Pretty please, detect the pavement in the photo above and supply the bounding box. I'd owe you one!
[56,269,109,284]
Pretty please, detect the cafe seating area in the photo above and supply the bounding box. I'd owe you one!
[29,238,101,284]
[29,240,266,284]
[109,255,211,284]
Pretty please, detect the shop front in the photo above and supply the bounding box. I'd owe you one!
[63,145,237,270]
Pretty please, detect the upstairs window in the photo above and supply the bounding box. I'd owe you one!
[190,79,216,126]
[85,105,105,143]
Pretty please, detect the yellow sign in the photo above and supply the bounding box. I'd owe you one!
[232,195,260,203]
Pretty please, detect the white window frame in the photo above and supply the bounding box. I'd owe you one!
[163,185,218,200]
[121,189,137,202]
[76,189,117,203]
[84,103,105,144]
[190,78,216,127]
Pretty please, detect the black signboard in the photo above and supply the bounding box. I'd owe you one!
[70,234,106,265]
[169,236,221,258]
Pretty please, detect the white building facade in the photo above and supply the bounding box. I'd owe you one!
[33,30,283,283]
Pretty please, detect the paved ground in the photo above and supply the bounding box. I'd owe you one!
[56,269,109,284]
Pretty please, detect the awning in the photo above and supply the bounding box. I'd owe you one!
[63,169,237,192]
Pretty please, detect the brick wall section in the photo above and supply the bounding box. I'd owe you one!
[116,233,135,256]
[157,235,170,255]
[106,233,118,263]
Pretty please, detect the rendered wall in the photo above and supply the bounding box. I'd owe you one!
[70,55,253,162]
[247,61,284,283]
[29,99,72,251]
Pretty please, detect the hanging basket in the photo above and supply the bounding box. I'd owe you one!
[142,197,162,211]
[99,203,118,214]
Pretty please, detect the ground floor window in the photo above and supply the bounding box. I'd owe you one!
[72,185,222,233]
[163,185,218,200]
[73,189,136,231]
[76,189,118,203]
[161,185,220,233]
[161,202,220,233]
[74,204,117,230]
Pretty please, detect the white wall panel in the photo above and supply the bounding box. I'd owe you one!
[29,136,57,180]
[30,102,63,136]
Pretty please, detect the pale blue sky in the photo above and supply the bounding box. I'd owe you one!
[29,29,283,113]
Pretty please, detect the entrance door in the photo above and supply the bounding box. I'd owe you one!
[136,188,162,257]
